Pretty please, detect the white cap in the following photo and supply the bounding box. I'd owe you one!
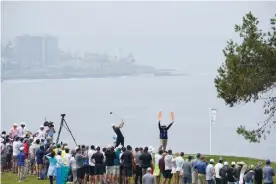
[40,125,44,128]
[231,162,236,166]
[210,159,215,163]
[13,123,18,126]
[111,124,115,127]
[224,161,229,166]
[20,147,24,151]
[147,167,152,172]
[107,145,112,149]
[20,122,25,125]
[148,146,155,153]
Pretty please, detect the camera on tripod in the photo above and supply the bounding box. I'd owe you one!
[44,121,54,127]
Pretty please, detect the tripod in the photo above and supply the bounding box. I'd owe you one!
[56,114,78,146]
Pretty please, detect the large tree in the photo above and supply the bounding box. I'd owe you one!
[214,12,276,142]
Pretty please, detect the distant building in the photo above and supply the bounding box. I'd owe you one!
[15,35,59,68]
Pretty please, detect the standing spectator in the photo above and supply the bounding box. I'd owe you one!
[182,155,193,184]
[134,147,143,184]
[12,136,20,173]
[17,147,25,182]
[139,147,153,175]
[76,148,85,184]
[192,153,201,184]
[23,139,29,179]
[153,150,163,184]
[227,162,236,184]
[143,167,155,184]
[220,162,229,184]
[113,146,121,184]
[88,145,96,184]
[36,145,45,179]
[244,165,255,184]
[18,122,26,138]
[263,159,275,184]
[158,120,174,152]
[0,138,7,174]
[233,162,244,184]
[36,126,46,141]
[105,145,116,183]
[9,123,19,140]
[206,159,215,184]
[6,142,13,171]
[46,151,59,184]
[215,157,224,184]
[175,152,184,184]
[64,147,72,166]
[164,149,174,184]
[120,145,133,184]
[194,156,207,184]
[92,146,105,184]
[254,162,263,184]
[69,150,78,184]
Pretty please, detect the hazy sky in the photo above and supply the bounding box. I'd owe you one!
[2,1,276,71]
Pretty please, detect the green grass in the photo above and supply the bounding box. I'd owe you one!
[1,155,275,184]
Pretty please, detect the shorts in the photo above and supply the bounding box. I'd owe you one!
[77,168,85,179]
[83,165,89,175]
[12,155,18,163]
[135,165,142,176]
[36,164,43,170]
[106,166,114,175]
[163,170,173,179]
[123,166,132,177]
[89,166,95,176]
[29,157,35,166]
[113,165,120,175]
[160,139,168,146]
[183,176,192,184]
[94,165,104,175]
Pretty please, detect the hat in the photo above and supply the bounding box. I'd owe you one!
[219,157,223,161]
[231,162,236,166]
[224,161,228,166]
[210,159,215,163]
[111,124,115,127]
[40,125,44,128]
[20,147,24,151]
[266,159,271,165]
[13,123,18,126]
[147,167,152,172]
[20,122,25,126]
[148,146,154,153]
[107,145,112,149]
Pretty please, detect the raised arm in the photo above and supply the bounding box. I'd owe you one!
[158,121,161,130]
[166,122,174,130]
[118,120,124,128]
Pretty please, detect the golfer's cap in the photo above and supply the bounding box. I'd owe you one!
[231,162,236,166]
[40,125,44,128]
[13,123,18,126]
[266,159,271,164]
[20,122,25,125]
[224,161,229,166]
[210,159,215,163]
[20,147,24,151]
[147,167,152,172]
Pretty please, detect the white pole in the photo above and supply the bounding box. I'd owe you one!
[209,108,212,155]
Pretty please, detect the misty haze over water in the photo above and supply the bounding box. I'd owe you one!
[1,1,276,160]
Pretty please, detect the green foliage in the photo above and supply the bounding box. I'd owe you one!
[214,12,276,142]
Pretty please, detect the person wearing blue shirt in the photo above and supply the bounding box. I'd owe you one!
[263,159,275,184]
[36,145,45,179]
[17,147,25,182]
[158,120,174,152]
[194,156,207,184]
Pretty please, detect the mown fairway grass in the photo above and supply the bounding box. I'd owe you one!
[1,155,275,184]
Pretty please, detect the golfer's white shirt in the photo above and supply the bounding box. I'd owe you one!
[37,130,46,140]
[214,163,223,178]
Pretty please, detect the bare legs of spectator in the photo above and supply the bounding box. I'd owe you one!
[18,166,24,182]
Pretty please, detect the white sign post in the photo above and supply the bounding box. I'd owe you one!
[209,108,217,155]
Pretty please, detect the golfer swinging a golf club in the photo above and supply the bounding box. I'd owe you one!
[111,120,125,147]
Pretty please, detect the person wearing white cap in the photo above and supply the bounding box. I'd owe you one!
[220,162,229,184]
[9,123,19,139]
[18,147,25,182]
[18,122,27,138]
[36,125,46,141]
[142,167,155,184]
[206,159,215,184]
[215,157,224,184]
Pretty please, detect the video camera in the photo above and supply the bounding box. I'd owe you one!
[44,121,54,128]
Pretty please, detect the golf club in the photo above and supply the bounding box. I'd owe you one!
[110,112,123,120]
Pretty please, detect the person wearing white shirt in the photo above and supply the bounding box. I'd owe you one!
[153,150,163,184]
[214,158,224,184]
[88,145,96,183]
[64,148,72,166]
[175,153,185,184]
[12,137,21,173]
[70,151,77,184]
[206,159,215,184]
[164,149,174,184]
[17,122,26,138]
[37,126,46,141]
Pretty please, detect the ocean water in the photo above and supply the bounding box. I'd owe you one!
[1,75,275,160]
